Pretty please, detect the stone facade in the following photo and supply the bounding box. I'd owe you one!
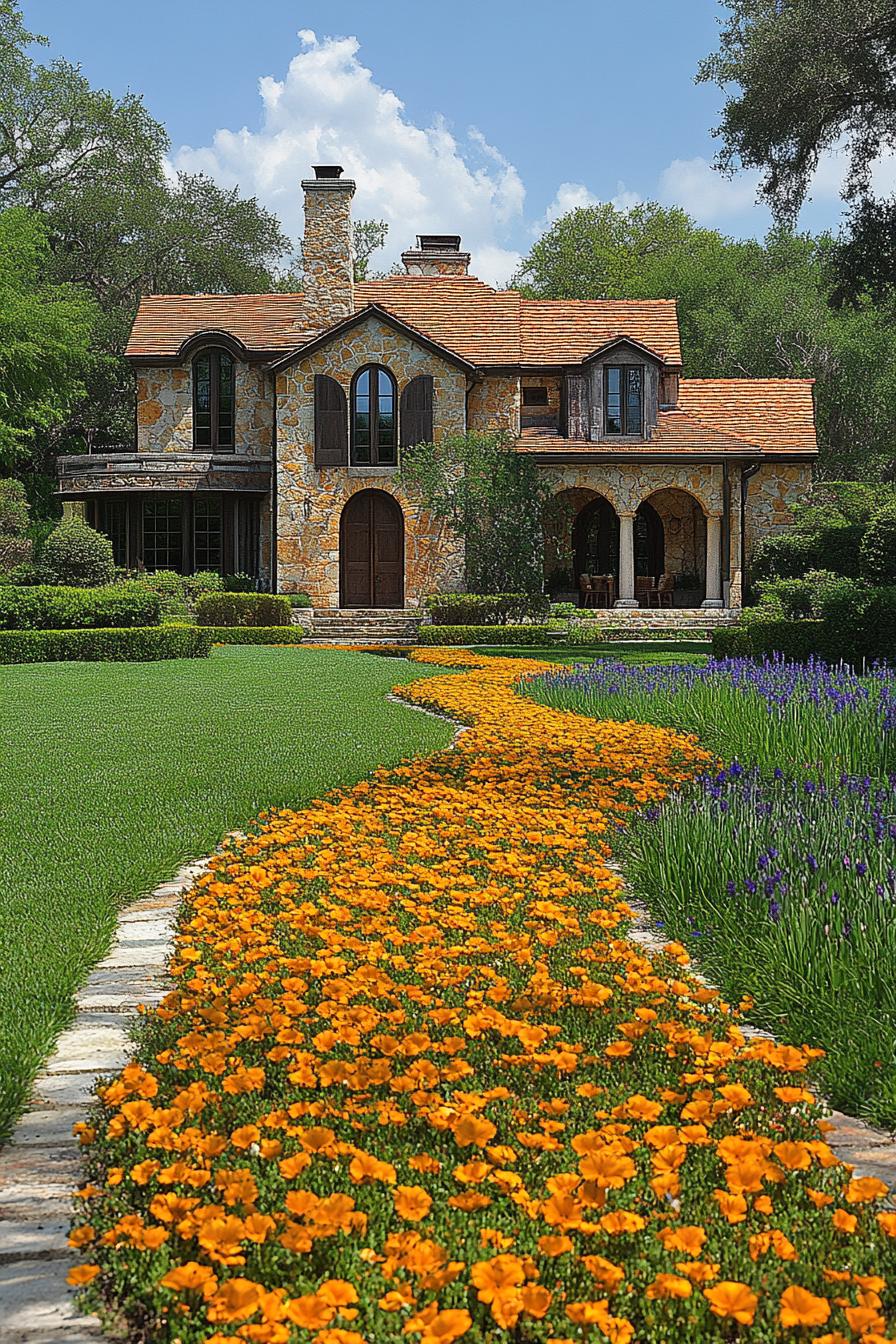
[300,176,355,326]
[276,314,466,606]
[467,374,520,435]
[135,363,273,457]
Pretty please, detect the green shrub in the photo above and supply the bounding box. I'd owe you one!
[860,502,896,585]
[222,573,257,593]
[425,593,551,626]
[42,516,115,587]
[203,627,304,645]
[288,593,313,609]
[0,479,32,577]
[418,624,555,646]
[0,625,211,664]
[755,570,864,620]
[0,582,161,630]
[710,626,753,657]
[194,592,291,627]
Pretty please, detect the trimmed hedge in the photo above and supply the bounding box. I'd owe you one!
[418,624,555,646]
[0,582,161,631]
[42,517,116,587]
[204,627,304,645]
[425,593,551,626]
[0,625,211,664]
[711,589,896,664]
[194,592,291,627]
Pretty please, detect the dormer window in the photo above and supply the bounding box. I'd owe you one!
[352,365,397,466]
[193,349,235,450]
[604,365,643,436]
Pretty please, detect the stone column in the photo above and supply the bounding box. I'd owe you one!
[615,511,638,607]
[702,513,724,607]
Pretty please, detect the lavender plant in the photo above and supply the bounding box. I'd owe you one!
[525,654,896,778]
[617,767,896,1124]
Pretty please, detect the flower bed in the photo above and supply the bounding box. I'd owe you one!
[70,651,896,1341]
[525,654,896,778]
[619,766,896,1126]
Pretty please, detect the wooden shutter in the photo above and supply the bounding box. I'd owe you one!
[562,374,590,440]
[399,375,434,449]
[314,374,348,466]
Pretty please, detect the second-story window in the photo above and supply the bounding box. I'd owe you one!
[352,364,397,466]
[604,365,643,436]
[193,349,235,450]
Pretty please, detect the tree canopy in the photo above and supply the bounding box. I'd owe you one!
[698,0,896,298]
[513,201,896,481]
[0,207,97,471]
[0,0,290,495]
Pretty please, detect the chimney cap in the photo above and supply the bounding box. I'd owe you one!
[418,234,462,252]
[313,164,344,179]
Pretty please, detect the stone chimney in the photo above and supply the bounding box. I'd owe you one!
[402,234,470,277]
[301,165,356,325]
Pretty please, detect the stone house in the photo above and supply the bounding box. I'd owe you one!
[58,166,817,610]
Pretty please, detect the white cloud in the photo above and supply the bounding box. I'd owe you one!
[171,29,525,287]
[658,156,761,222]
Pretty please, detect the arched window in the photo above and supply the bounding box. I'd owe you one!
[193,349,235,450]
[351,365,397,466]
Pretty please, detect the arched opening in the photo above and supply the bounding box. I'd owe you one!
[639,488,708,605]
[339,490,404,608]
[573,494,620,583]
[634,500,664,580]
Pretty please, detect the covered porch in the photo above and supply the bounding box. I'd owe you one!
[543,474,730,609]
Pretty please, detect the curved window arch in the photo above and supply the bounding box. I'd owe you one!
[351,364,397,466]
[193,348,235,450]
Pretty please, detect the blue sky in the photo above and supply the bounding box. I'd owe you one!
[21,1,868,283]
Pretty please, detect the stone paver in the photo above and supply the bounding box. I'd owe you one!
[0,859,203,1342]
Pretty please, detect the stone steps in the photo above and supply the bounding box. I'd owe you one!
[309,609,423,646]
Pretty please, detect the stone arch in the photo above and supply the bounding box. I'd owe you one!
[637,486,709,599]
[543,486,621,596]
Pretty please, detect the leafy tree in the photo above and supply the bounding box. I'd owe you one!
[0,477,31,574]
[514,201,896,480]
[352,219,389,281]
[0,0,291,492]
[400,432,551,594]
[0,207,97,468]
[698,0,896,295]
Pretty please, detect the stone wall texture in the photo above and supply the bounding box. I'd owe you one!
[301,182,355,325]
[276,315,466,606]
[467,374,520,435]
[135,362,273,457]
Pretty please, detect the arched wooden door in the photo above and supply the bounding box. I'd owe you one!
[339,490,404,608]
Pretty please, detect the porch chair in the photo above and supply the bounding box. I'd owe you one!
[634,575,653,607]
[649,573,675,608]
[590,574,611,608]
[578,573,597,608]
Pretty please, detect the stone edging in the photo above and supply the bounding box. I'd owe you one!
[0,858,206,1342]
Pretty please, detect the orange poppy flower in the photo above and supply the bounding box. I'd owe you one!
[67,1264,100,1287]
[393,1185,433,1221]
[646,1274,692,1300]
[778,1285,831,1327]
[704,1281,758,1325]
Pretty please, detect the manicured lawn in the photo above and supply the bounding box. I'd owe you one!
[0,647,453,1140]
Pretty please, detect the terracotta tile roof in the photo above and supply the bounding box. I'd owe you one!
[125,294,316,358]
[678,379,817,453]
[515,380,818,456]
[355,277,523,364]
[519,299,681,365]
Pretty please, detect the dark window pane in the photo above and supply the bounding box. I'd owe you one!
[605,367,622,434]
[97,499,128,567]
[217,353,235,449]
[523,386,549,406]
[625,367,642,435]
[142,498,184,572]
[194,495,222,572]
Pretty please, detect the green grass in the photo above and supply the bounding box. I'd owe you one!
[0,647,453,1140]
